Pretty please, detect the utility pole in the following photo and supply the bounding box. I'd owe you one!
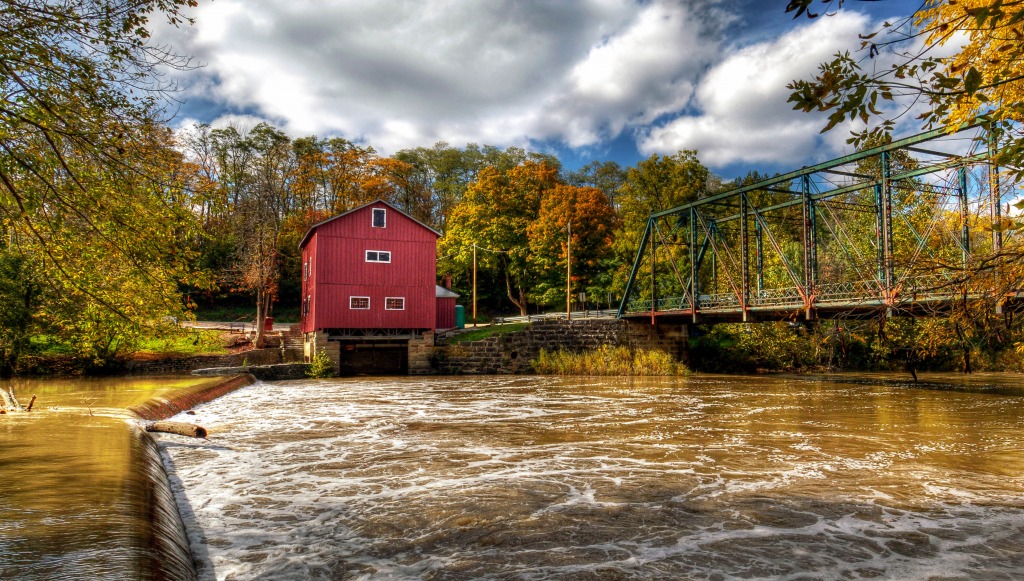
[472,243,477,326]
[566,220,572,321]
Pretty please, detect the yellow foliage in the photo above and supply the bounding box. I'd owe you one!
[916,0,1024,127]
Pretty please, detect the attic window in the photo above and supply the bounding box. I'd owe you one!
[365,250,391,263]
[372,208,386,228]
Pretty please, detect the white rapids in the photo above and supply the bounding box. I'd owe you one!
[155,374,1024,580]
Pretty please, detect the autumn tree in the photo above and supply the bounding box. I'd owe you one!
[0,1,203,365]
[527,184,618,308]
[440,161,560,315]
[787,0,1023,197]
[291,136,377,214]
[611,151,710,296]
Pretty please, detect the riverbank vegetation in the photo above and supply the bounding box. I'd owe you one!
[688,317,1024,375]
[533,346,688,376]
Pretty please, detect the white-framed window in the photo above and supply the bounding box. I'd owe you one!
[385,297,405,311]
[303,260,308,281]
[365,250,391,263]
[372,208,386,228]
[350,296,370,310]
[303,295,311,316]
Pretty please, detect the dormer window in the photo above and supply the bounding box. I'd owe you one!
[372,208,386,228]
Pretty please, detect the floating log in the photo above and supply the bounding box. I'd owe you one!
[26,395,36,412]
[2,387,20,410]
[145,421,208,439]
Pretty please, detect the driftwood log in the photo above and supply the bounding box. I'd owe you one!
[145,421,208,439]
[2,388,35,412]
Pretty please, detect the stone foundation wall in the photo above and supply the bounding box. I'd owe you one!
[407,332,435,375]
[434,319,687,375]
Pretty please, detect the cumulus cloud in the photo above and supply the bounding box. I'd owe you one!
[638,11,873,167]
[154,0,729,154]
[154,0,928,171]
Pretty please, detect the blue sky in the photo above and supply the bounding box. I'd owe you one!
[157,1,923,179]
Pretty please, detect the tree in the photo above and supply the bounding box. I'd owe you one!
[611,151,710,296]
[0,1,203,366]
[207,123,293,348]
[0,249,38,376]
[440,161,560,315]
[787,1,1024,185]
[527,184,618,308]
[566,161,627,209]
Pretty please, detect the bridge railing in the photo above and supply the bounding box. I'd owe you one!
[622,274,972,316]
[749,287,804,309]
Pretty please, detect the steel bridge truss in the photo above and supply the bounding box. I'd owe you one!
[618,125,1021,323]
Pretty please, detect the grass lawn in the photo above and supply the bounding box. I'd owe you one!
[192,305,300,324]
[135,329,230,355]
[448,322,530,344]
[26,328,232,360]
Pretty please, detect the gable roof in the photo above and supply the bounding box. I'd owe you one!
[298,199,441,249]
[435,285,460,299]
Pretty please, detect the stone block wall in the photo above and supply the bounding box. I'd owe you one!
[407,332,435,375]
[434,319,687,375]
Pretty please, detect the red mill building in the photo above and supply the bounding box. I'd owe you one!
[299,200,456,374]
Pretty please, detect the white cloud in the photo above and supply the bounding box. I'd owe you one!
[154,0,930,171]
[154,0,728,154]
[639,11,873,167]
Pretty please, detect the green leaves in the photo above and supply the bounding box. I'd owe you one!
[963,66,983,96]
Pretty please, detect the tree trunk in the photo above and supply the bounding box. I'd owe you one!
[505,272,528,316]
[253,287,267,348]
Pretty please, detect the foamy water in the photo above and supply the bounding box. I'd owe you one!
[156,375,1024,580]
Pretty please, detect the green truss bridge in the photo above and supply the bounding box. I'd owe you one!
[617,124,1022,324]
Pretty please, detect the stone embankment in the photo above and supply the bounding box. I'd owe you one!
[434,319,686,374]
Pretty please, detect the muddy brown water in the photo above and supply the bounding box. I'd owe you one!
[154,373,1024,580]
[0,376,225,580]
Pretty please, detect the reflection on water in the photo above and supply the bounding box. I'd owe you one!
[157,373,1024,580]
[0,376,221,580]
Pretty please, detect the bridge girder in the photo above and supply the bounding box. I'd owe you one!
[618,124,1020,323]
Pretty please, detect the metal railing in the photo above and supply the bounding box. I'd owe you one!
[622,274,990,316]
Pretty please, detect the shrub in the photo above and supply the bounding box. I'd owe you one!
[307,348,335,378]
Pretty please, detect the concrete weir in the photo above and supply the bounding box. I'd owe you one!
[128,374,258,580]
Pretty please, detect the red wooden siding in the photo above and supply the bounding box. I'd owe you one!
[300,201,438,333]
[300,232,319,334]
[436,297,456,329]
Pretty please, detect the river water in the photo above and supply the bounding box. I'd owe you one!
[0,376,223,580]
[153,373,1024,580]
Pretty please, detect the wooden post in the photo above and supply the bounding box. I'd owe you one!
[566,220,572,321]
[472,243,477,326]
